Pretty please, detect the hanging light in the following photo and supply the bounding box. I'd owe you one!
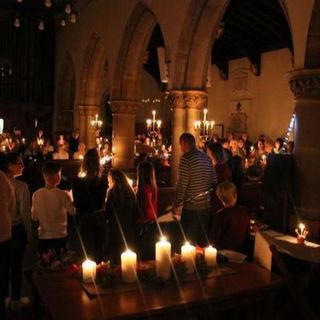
[60,17,66,27]
[65,3,72,14]
[38,20,45,31]
[44,0,52,8]
[14,17,20,28]
[70,12,77,23]
[17,0,23,3]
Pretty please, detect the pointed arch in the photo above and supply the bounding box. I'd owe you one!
[112,2,158,101]
[305,0,320,68]
[173,0,230,89]
[79,33,108,106]
[55,52,76,132]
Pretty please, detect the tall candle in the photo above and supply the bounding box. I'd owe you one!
[0,118,3,134]
[82,259,96,283]
[204,246,217,267]
[156,237,171,280]
[121,249,137,283]
[181,242,196,274]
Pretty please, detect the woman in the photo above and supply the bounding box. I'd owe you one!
[135,161,158,260]
[72,148,107,262]
[0,153,31,310]
[105,169,139,264]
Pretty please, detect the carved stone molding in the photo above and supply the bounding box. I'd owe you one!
[168,90,184,109]
[183,90,207,109]
[168,90,207,109]
[110,100,140,114]
[77,105,100,117]
[287,69,320,99]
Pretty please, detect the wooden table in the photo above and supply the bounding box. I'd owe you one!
[31,262,284,320]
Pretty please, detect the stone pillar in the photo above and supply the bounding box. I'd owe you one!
[77,105,100,149]
[184,90,207,145]
[110,100,140,169]
[288,69,320,225]
[169,91,185,185]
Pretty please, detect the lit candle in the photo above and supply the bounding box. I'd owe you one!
[0,118,3,134]
[146,119,152,128]
[204,246,217,267]
[121,249,137,283]
[22,138,25,144]
[181,242,196,274]
[203,108,208,122]
[156,237,171,280]
[82,259,96,283]
[128,178,133,187]
[157,120,162,128]
[35,118,38,128]
[210,121,215,129]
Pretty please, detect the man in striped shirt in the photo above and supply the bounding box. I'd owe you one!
[173,133,217,246]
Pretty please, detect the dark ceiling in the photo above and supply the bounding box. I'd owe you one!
[211,0,293,78]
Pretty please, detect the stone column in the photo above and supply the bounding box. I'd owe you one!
[110,100,140,169]
[184,90,207,145]
[169,91,185,185]
[288,69,320,225]
[77,105,100,149]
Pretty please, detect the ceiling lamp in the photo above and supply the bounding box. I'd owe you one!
[44,0,52,8]
[38,20,45,31]
[65,3,72,14]
[17,0,23,3]
[70,12,77,23]
[14,17,20,28]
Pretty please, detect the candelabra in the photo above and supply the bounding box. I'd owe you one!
[91,114,103,138]
[146,110,162,146]
[194,108,215,143]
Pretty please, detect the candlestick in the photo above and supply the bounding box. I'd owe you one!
[181,242,196,274]
[156,237,171,280]
[121,249,137,283]
[82,259,96,283]
[204,246,217,267]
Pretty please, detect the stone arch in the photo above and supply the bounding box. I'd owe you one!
[79,33,108,106]
[305,0,320,68]
[55,52,76,133]
[173,0,230,89]
[112,1,158,101]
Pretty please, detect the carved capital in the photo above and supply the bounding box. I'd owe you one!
[183,90,207,109]
[77,105,100,117]
[168,90,184,109]
[287,69,320,99]
[110,100,140,114]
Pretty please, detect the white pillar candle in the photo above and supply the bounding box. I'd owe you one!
[0,118,3,134]
[181,242,196,274]
[204,246,217,267]
[156,237,171,280]
[121,249,137,283]
[82,259,96,283]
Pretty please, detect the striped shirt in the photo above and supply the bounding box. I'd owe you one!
[175,148,217,210]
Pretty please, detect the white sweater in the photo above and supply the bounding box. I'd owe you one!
[32,187,76,239]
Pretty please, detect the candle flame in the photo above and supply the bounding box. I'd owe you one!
[299,223,305,230]
[185,241,190,246]
[161,236,167,242]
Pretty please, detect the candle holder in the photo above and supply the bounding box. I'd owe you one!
[295,223,308,245]
[146,110,162,147]
[194,108,215,144]
[91,114,103,139]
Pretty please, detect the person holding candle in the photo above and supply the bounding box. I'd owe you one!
[209,182,251,253]
[173,133,217,247]
[105,169,140,264]
[135,161,158,260]
[72,149,107,262]
[32,162,76,267]
[0,153,32,310]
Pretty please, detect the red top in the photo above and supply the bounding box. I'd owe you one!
[138,185,157,223]
[209,205,251,251]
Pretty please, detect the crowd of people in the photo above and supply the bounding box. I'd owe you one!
[0,127,294,318]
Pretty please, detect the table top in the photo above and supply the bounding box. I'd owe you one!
[32,261,284,320]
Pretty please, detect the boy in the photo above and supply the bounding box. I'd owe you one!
[209,181,250,252]
[32,162,75,266]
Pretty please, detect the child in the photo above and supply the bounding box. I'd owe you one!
[209,181,250,252]
[32,162,75,267]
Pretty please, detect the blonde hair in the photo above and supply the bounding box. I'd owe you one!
[216,181,237,205]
